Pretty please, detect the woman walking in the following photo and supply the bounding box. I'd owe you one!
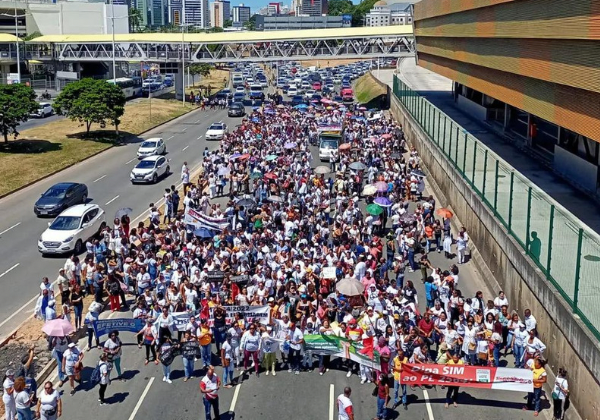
[104,331,124,380]
[552,367,569,420]
[241,323,261,378]
[138,319,158,365]
[35,381,62,420]
[3,369,16,420]
[158,332,178,384]
[445,353,463,408]
[14,377,34,420]
[375,374,390,420]
[524,358,547,417]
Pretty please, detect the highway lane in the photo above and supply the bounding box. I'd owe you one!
[0,105,240,337]
[18,114,63,131]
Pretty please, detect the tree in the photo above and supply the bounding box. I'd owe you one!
[0,84,39,142]
[23,31,42,41]
[129,7,143,32]
[223,19,232,28]
[327,0,354,16]
[244,14,257,31]
[53,79,126,137]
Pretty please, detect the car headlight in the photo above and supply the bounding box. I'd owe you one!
[63,236,74,243]
[39,236,43,243]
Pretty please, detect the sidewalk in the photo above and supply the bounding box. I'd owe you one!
[376,62,600,234]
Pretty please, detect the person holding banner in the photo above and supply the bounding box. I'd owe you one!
[445,352,464,408]
[392,349,408,410]
[181,330,199,381]
[523,358,547,417]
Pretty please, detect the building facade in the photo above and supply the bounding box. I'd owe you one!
[365,1,412,27]
[231,3,250,25]
[255,14,341,30]
[210,0,230,27]
[299,0,326,17]
[413,0,600,191]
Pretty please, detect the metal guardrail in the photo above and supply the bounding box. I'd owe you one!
[393,75,600,341]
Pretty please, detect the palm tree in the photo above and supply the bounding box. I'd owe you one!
[129,7,143,33]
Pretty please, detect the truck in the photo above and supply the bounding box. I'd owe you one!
[318,124,344,162]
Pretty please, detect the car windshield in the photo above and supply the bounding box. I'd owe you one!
[136,160,156,169]
[320,139,339,149]
[43,187,67,198]
[141,141,158,148]
[50,216,81,231]
[209,124,223,130]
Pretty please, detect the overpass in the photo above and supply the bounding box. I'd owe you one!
[13,26,414,64]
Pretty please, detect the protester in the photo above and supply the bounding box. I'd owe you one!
[552,367,569,420]
[337,387,354,420]
[35,381,61,420]
[97,353,111,406]
[62,342,83,396]
[2,369,16,420]
[200,365,221,420]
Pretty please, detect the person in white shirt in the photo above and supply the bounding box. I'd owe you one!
[287,322,304,375]
[524,309,537,332]
[337,387,354,420]
[493,291,509,310]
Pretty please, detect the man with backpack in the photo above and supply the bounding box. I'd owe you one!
[92,353,110,406]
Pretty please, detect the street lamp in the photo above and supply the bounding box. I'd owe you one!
[109,0,129,80]
[2,2,28,83]
[180,23,193,106]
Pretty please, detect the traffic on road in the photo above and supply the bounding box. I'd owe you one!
[0,60,568,420]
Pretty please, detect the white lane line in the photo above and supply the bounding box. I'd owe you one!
[329,384,334,420]
[423,389,435,420]
[182,127,187,132]
[105,195,120,205]
[128,377,155,420]
[0,263,19,279]
[182,145,190,151]
[197,135,203,140]
[125,158,136,165]
[0,222,21,236]
[93,175,107,183]
[194,119,201,123]
[229,383,241,413]
[167,135,174,140]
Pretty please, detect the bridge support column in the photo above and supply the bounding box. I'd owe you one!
[174,62,184,101]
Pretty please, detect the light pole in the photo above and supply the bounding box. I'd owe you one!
[108,1,129,80]
[2,3,28,83]
[180,23,192,106]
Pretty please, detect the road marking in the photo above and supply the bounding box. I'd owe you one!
[125,158,137,165]
[167,135,174,140]
[93,175,107,183]
[128,377,155,420]
[0,222,21,236]
[182,127,187,132]
[105,195,120,205]
[197,135,203,140]
[329,384,334,420]
[423,389,435,420]
[194,119,201,123]
[229,383,241,413]
[0,263,19,279]
[182,145,189,151]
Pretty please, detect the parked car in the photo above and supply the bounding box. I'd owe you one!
[130,155,170,184]
[34,182,88,217]
[137,137,166,158]
[38,204,106,255]
[30,102,53,118]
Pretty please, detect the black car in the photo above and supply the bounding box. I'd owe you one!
[228,102,245,117]
[34,182,88,217]
[291,95,306,106]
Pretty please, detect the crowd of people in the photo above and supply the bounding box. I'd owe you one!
[2,98,571,420]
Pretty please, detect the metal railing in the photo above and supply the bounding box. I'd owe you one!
[393,75,600,341]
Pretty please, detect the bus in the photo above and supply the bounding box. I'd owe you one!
[318,123,344,162]
[107,77,143,99]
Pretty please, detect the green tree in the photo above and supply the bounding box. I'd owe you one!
[244,14,256,31]
[53,79,126,137]
[129,7,143,32]
[23,31,42,41]
[352,0,378,26]
[0,84,39,142]
[327,0,354,16]
[223,19,232,28]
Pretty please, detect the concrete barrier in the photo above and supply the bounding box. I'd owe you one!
[389,94,597,420]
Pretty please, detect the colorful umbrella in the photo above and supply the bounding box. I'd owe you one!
[194,227,215,239]
[264,172,278,180]
[250,171,263,179]
[374,181,389,193]
[339,143,351,151]
[374,196,392,207]
[366,203,384,216]
[314,165,331,174]
[358,106,367,111]
[284,142,297,149]
[381,134,392,140]
[362,185,377,196]
[268,195,284,203]
[411,169,426,178]
[336,277,365,296]
[265,155,278,161]
[348,161,367,171]
[436,208,454,219]
[239,153,251,161]
[294,104,308,109]
[42,318,75,337]
[229,153,242,160]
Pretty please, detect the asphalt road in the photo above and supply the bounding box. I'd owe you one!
[18,114,63,131]
[0,105,239,339]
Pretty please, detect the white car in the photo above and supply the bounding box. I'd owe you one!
[137,137,166,158]
[38,204,106,255]
[287,87,298,96]
[30,103,53,118]
[130,155,170,184]
[235,86,245,94]
[305,89,316,99]
[205,122,227,141]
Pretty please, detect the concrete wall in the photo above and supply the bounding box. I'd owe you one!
[389,94,600,420]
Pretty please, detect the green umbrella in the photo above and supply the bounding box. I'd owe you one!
[265,155,277,161]
[250,172,263,179]
[366,203,384,216]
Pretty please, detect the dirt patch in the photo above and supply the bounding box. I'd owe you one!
[0,98,191,197]
[186,69,229,96]
[354,72,387,105]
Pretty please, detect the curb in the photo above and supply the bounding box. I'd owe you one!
[0,104,199,201]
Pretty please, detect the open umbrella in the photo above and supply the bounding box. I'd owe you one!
[381,134,392,140]
[338,143,351,152]
[390,153,401,159]
[284,142,297,149]
[265,154,278,161]
[358,106,367,111]
[294,104,308,109]
[237,198,256,208]
[314,165,331,175]
[348,161,367,171]
[250,171,263,179]
[336,277,365,296]
[264,172,278,180]
[374,197,393,207]
[268,195,284,203]
[42,318,75,337]
[436,208,454,219]
[411,169,426,178]
[239,153,251,161]
[229,153,242,160]
[374,181,389,193]
[194,227,215,239]
[366,203,384,216]
[277,104,285,108]
[115,207,133,219]
[362,185,377,196]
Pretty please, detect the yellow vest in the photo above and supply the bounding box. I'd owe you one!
[199,326,212,346]
[532,367,546,389]
[392,356,408,381]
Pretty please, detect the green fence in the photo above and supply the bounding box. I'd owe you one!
[393,76,600,341]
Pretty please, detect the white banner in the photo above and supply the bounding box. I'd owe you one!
[209,305,271,325]
[184,207,229,230]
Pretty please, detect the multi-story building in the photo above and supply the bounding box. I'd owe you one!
[365,1,412,27]
[255,14,342,30]
[266,2,281,15]
[232,3,251,25]
[210,0,230,27]
[299,0,326,17]
[413,0,600,192]
[186,0,210,28]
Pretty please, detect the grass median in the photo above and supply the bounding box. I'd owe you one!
[354,72,387,105]
[0,98,193,197]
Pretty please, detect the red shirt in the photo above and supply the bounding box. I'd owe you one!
[418,318,434,335]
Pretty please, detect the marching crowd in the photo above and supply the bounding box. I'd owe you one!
[2,99,570,420]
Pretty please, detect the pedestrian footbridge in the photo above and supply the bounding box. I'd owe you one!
[2,26,414,64]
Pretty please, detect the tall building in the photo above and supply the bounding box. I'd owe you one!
[232,3,251,25]
[186,0,210,27]
[365,1,412,27]
[299,0,325,17]
[266,2,281,15]
[255,14,342,30]
[210,0,230,27]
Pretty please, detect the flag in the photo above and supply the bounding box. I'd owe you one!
[200,299,210,321]
[360,336,374,359]
[231,283,240,303]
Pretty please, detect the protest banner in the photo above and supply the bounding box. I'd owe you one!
[322,267,336,279]
[184,207,229,230]
[400,363,534,393]
[230,275,250,283]
[208,305,271,325]
[180,340,200,358]
[303,335,381,370]
[206,270,226,282]
[93,318,144,338]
